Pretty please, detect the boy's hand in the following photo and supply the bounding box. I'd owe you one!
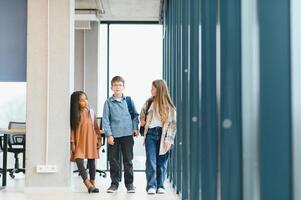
[133,130,139,137]
[108,136,115,145]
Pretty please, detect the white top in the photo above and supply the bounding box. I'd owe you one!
[149,111,162,128]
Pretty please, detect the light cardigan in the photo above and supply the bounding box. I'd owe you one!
[140,98,176,155]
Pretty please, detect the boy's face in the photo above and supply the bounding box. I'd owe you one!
[111,81,124,96]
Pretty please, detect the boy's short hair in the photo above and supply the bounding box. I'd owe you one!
[111,76,125,86]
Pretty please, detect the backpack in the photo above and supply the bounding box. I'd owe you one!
[125,96,135,120]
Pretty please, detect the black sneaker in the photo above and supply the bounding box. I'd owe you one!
[126,185,136,193]
[107,185,118,193]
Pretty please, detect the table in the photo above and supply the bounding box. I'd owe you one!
[0,129,26,187]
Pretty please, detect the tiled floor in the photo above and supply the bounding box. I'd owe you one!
[0,171,181,200]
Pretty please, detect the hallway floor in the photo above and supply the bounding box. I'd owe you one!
[0,171,181,200]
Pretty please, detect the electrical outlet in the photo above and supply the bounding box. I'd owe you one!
[36,165,57,173]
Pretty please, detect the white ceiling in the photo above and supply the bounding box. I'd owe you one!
[75,0,162,22]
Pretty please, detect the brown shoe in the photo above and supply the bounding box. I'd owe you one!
[90,179,96,187]
[84,179,99,193]
[89,180,99,192]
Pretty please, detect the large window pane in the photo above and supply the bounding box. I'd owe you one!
[0,82,26,128]
[109,24,163,170]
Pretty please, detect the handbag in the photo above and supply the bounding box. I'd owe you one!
[139,126,145,136]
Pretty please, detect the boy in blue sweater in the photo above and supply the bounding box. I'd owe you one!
[102,76,139,193]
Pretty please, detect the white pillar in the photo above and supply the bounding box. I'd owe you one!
[74,30,84,91]
[26,0,74,188]
[74,22,100,113]
[84,21,100,113]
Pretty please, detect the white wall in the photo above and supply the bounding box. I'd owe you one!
[0,0,27,82]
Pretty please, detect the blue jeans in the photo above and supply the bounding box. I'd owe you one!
[145,127,169,190]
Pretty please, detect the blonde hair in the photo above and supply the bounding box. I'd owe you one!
[152,79,175,123]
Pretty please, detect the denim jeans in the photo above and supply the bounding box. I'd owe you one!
[145,127,169,190]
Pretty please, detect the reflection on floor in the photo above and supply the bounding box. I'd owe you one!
[0,171,181,200]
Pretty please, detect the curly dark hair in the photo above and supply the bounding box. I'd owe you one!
[70,91,87,131]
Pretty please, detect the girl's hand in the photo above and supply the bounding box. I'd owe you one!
[97,137,102,149]
[71,143,75,153]
[140,119,146,127]
[108,136,115,145]
[164,142,172,151]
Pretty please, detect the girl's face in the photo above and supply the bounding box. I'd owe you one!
[79,94,88,109]
[151,85,157,97]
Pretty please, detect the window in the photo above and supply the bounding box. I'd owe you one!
[0,82,26,129]
[106,24,163,170]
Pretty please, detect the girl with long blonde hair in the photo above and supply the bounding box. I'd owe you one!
[140,79,176,195]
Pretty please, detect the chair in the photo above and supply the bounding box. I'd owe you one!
[6,122,26,178]
[0,122,25,178]
[95,117,107,178]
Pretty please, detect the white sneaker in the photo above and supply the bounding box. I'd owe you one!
[157,188,165,194]
[147,188,156,195]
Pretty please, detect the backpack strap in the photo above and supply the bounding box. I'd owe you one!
[145,98,153,116]
[125,96,134,119]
